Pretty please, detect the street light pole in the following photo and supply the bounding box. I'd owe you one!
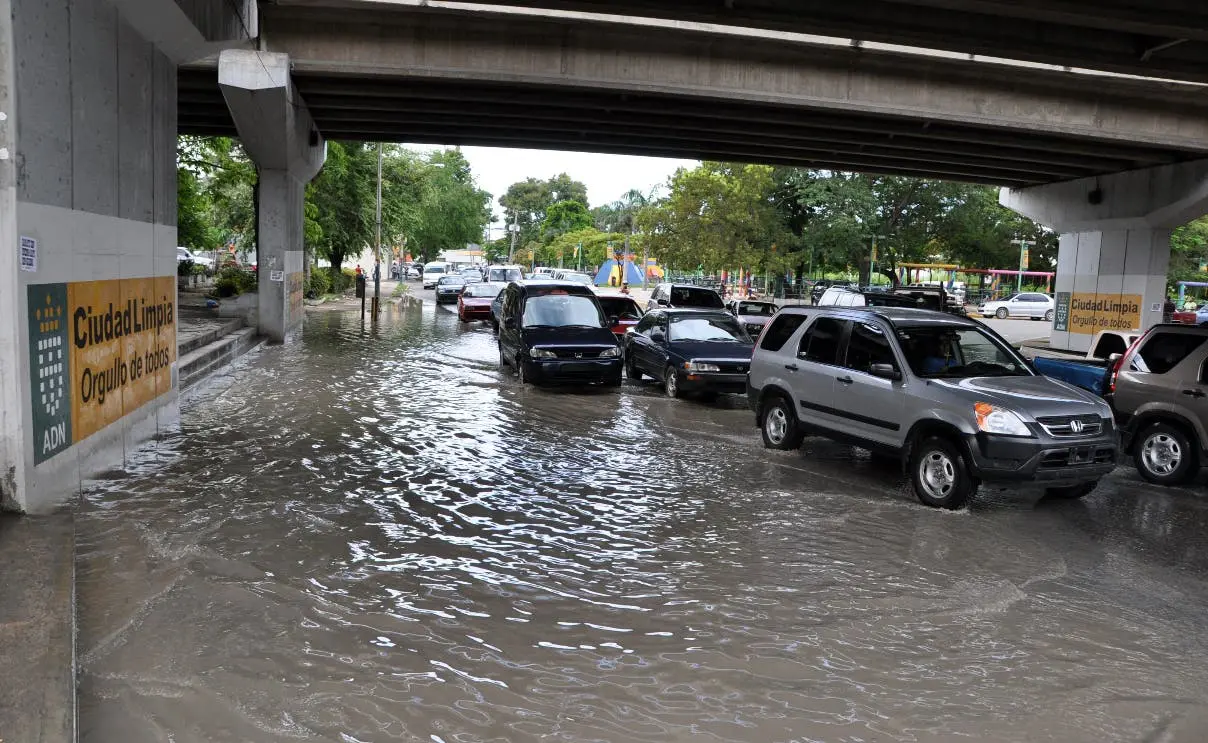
[1011,235,1033,294]
[373,141,383,318]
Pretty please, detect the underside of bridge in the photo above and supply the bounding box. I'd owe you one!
[180,4,1208,189]
[388,0,1208,83]
[179,69,1202,189]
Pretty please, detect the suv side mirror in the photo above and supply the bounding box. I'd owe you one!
[870,363,901,381]
[503,317,516,330]
[607,315,619,326]
[657,299,669,307]
[650,328,665,342]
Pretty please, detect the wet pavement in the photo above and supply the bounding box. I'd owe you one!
[76,300,1208,742]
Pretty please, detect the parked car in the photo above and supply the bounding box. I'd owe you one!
[487,265,525,283]
[553,270,594,286]
[1110,324,1208,485]
[820,285,965,316]
[459,281,504,322]
[460,268,484,283]
[729,300,779,337]
[407,264,423,280]
[625,309,754,399]
[491,291,505,331]
[647,283,726,312]
[496,281,622,386]
[176,247,214,271]
[435,275,467,303]
[747,306,1118,509]
[423,262,449,289]
[978,292,1056,321]
[595,294,645,340]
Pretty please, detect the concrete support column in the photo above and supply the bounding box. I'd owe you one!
[1048,229,1170,353]
[1002,160,1208,353]
[218,49,324,343]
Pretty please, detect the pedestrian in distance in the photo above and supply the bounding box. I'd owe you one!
[355,264,363,277]
[620,282,630,295]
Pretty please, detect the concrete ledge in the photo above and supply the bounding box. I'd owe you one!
[179,327,262,389]
[0,512,76,743]
[178,317,245,356]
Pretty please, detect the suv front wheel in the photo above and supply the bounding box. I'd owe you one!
[760,394,804,450]
[1135,422,1199,485]
[909,437,975,509]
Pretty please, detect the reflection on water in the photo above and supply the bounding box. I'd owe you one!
[76,303,1208,742]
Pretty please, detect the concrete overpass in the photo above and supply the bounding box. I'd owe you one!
[3,0,1208,516]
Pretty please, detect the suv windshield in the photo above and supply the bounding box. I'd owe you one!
[522,294,604,328]
[465,283,503,298]
[897,325,1030,378]
[437,276,464,285]
[669,315,749,342]
[671,287,725,309]
[425,266,445,274]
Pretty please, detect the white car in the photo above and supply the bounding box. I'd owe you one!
[979,292,1055,321]
[422,262,449,289]
[176,247,214,270]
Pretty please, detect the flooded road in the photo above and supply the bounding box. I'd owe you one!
[77,301,1208,742]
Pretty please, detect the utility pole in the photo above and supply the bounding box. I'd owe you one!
[1011,235,1033,293]
[507,217,519,263]
[373,141,383,318]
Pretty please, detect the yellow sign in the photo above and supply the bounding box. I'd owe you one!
[1067,292,1142,335]
[68,277,176,442]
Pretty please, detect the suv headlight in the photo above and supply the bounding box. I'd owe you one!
[599,347,620,358]
[975,403,1031,437]
[530,348,556,359]
[685,361,720,372]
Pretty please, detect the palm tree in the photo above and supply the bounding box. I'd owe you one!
[611,188,656,285]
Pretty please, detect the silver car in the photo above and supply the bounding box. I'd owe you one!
[978,292,1055,321]
[729,300,778,337]
[747,306,1118,509]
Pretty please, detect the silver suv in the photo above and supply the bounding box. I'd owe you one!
[747,306,1118,509]
[1110,324,1208,485]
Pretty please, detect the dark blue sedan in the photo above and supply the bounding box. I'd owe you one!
[624,309,754,399]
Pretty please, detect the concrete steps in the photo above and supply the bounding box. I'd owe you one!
[178,317,244,356]
[179,327,262,390]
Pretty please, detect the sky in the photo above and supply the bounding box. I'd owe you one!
[408,145,697,239]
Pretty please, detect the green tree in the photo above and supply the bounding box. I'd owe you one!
[500,173,589,246]
[1169,216,1208,284]
[546,227,625,269]
[639,162,783,273]
[540,200,593,242]
[408,149,492,262]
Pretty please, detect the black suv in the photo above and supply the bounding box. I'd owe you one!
[497,281,623,386]
[647,283,726,312]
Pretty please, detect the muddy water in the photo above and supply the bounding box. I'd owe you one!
[77,303,1208,742]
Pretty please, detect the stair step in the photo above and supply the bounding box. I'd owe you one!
[179,328,261,389]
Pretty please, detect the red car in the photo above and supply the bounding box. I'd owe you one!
[459,282,505,322]
[596,294,645,339]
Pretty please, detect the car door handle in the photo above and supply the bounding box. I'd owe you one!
[836,376,853,385]
[784,363,799,371]
[1182,389,1206,398]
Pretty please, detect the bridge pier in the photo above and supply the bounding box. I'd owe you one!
[218,50,324,344]
[1002,160,1208,353]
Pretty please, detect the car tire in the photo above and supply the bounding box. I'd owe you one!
[626,355,644,380]
[664,365,682,399]
[1044,480,1099,499]
[1044,309,1055,322]
[909,436,975,509]
[760,394,805,450]
[1134,422,1199,485]
[995,307,1009,319]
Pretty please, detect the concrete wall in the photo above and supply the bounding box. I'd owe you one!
[0,0,180,513]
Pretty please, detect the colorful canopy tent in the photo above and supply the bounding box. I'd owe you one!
[1176,281,1208,306]
[595,259,645,286]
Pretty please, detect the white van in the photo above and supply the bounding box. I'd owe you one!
[422,262,449,289]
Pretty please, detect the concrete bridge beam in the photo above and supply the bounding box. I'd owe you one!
[218,50,325,343]
[1001,160,1208,352]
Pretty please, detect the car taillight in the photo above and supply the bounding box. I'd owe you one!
[1109,338,1141,393]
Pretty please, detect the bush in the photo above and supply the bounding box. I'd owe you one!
[333,268,356,293]
[305,269,332,298]
[213,265,257,298]
[177,259,195,277]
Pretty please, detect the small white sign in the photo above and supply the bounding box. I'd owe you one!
[19,236,36,272]
[269,270,284,282]
[1151,302,1161,312]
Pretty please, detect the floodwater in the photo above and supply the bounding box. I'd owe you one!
[77,301,1208,742]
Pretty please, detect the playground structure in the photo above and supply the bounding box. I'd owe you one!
[1176,281,1208,308]
[594,256,663,287]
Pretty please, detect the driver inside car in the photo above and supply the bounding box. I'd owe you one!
[913,335,958,375]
